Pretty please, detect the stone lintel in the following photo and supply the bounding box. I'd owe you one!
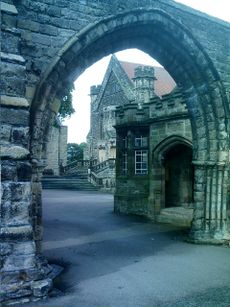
[1,145,30,159]
[0,2,18,15]
[1,52,25,64]
[1,95,29,108]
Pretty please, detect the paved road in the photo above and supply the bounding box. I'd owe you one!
[28,190,230,307]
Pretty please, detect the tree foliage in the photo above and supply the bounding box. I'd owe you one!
[67,143,87,163]
[58,83,75,121]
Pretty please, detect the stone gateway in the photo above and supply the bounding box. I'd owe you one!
[0,0,229,303]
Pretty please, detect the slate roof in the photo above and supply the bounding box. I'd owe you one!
[120,60,176,97]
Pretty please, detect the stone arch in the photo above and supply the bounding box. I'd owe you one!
[152,135,193,163]
[30,8,229,246]
[150,135,193,215]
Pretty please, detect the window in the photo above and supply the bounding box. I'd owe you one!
[122,152,128,175]
[135,150,148,175]
[134,136,148,147]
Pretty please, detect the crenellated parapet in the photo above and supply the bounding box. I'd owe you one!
[116,87,188,127]
[150,87,188,120]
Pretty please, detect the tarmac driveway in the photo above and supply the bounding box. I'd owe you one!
[27,189,230,307]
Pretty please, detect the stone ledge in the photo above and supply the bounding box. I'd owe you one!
[0,225,33,240]
[0,2,18,15]
[1,145,30,159]
[1,95,29,107]
[1,52,25,64]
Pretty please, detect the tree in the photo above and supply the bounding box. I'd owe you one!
[67,142,87,163]
[58,83,75,121]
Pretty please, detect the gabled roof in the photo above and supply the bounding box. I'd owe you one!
[94,55,135,111]
[93,54,176,110]
[120,61,176,97]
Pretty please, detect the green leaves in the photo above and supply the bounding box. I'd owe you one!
[58,83,75,121]
[67,142,87,163]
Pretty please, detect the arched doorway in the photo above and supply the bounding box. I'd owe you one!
[164,144,193,208]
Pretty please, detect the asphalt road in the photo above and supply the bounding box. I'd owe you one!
[27,189,230,307]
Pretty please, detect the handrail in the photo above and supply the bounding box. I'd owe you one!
[90,171,103,186]
[64,159,97,173]
[91,158,115,173]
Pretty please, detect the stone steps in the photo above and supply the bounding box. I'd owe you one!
[42,177,98,191]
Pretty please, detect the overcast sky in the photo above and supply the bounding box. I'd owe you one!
[63,0,230,144]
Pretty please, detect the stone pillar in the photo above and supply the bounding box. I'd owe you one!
[190,161,229,242]
[0,3,52,302]
[89,85,101,160]
[31,162,47,254]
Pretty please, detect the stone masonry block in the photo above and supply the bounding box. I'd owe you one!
[11,182,31,202]
[0,124,11,143]
[1,31,19,54]
[1,182,31,203]
[1,52,25,65]
[39,24,58,36]
[1,95,29,107]
[17,162,32,181]
[32,33,52,46]
[31,278,53,298]
[47,6,62,17]
[0,107,29,126]
[3,252,36,272]
[11,127,29,146]
[1,161,17,181]
[0,243,13,257]
[1,183,11,202]
[2,14,17,28]
[17,19,40,32]
[2,200,30,226]
[0,225,33,241]
[1,145,30,160]
[1,2,18,14]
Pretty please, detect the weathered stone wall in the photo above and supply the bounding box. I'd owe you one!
[115,90,192,217]
[44,124,67,175]
[89,60,131,161]
[59,126,68,166]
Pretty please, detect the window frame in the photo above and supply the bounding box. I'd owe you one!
[135,149,148,175]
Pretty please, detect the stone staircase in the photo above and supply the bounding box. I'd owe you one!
[42,175,98,191]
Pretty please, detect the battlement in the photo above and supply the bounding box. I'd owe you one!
[149,88,188,119]
[90,85,102,96]
[115,87,188,126]
[133,65,155,79]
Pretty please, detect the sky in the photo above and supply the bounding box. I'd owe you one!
[63,0,230,144]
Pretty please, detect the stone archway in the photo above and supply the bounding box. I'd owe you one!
[31,9,229,244]
[1,2,229,303]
